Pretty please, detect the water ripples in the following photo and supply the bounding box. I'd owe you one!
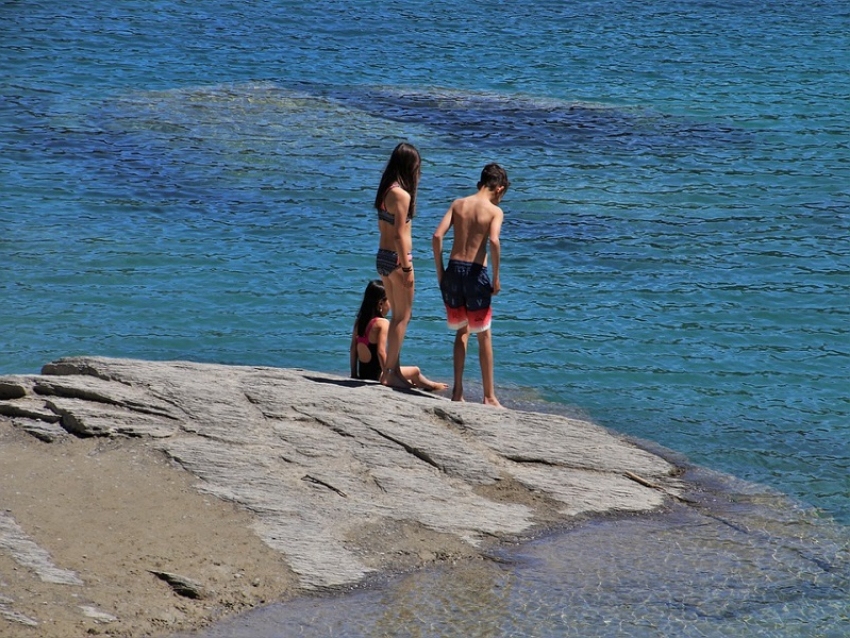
[2,1,850,632]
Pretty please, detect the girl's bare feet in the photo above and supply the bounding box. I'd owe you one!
[483,396,505,409]
[419,380,449,392]
[398,366,448,392]
[381,368,414,389]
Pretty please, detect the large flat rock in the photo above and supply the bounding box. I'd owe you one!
[0,356,685,633]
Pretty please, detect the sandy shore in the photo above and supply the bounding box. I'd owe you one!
[0,423,299,638]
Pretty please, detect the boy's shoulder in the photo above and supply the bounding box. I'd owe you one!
[454,192,498,212]
[453,193,477,207]
[447,195,471,216]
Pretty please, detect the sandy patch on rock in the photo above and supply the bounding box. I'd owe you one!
[0,420,297,638]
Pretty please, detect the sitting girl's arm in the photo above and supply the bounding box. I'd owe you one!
[350,322,359,378]
[376,318,390,372]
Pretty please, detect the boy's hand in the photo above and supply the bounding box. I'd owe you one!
[492,277,501,295]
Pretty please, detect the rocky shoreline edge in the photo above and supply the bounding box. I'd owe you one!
[0,357,687,637]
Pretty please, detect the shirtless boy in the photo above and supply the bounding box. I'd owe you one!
[432,164,509,407]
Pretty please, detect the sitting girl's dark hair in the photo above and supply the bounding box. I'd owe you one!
[356,279,386,336]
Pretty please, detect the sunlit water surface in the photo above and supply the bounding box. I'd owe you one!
[2,0,848,635]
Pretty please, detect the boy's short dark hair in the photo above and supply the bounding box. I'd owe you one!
[478,163,510,192]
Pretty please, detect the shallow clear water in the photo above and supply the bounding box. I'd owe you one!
[182,467,850,638]
[2,0,849,634]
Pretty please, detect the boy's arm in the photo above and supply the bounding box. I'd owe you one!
[489,208,504,295]
[432,206,454,284]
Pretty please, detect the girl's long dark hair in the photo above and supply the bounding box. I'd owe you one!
[374,142,420,219]
[356,279,386,336]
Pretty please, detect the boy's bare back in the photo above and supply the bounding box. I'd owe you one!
[445,191,504,266]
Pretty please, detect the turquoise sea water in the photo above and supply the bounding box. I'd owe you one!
[3,1,849,635]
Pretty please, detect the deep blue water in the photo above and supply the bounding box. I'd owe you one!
[2,1,849,634]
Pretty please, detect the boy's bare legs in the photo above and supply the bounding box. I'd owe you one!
[477,329,503,408]
[451,327,469,401]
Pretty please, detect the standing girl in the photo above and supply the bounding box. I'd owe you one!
[374,142,420,388]
[350,280,447,391]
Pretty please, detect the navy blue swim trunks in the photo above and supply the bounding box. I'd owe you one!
[440,259,493,333]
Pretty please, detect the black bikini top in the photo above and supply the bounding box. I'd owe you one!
[377,183,411,224]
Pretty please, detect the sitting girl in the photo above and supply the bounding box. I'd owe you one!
[350,280,448,392]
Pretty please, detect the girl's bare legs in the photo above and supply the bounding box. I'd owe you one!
[381,270,414,388]
[399,366,449,392]
[477,329,503,408]
[451,327,469,401]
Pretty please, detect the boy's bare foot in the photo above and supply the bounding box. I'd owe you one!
[483,397,505,409]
